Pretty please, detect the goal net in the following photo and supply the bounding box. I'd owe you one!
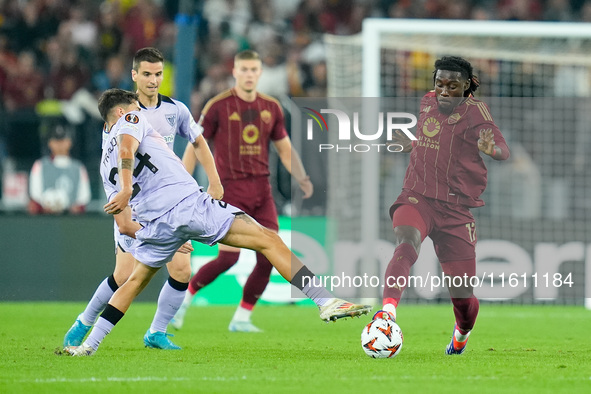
[317,19,591,306]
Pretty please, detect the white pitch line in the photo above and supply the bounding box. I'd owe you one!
[7,376,249,384]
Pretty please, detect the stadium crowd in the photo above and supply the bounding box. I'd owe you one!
[0,0,589,211]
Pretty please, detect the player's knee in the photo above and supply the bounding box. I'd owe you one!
[169,267,191,283]
[393,226,421,252]
[257,226,283,250]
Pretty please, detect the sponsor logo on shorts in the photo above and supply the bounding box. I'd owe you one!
[408,197,419,204]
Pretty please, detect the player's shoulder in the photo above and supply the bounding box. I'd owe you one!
[159,94,176,105]
[424,91,436,99]
[421,91,437,105]
[463,97,494,122]
[256,92,281,108]
[202,89,234,113]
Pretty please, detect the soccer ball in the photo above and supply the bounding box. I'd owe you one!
[361,313,403,358]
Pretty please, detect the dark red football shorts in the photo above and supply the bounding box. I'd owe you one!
[221,177,279,231]
[389,189,477,262]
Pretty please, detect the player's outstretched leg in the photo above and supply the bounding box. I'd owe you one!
[220,214,372,322]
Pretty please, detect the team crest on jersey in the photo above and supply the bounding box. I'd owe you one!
[422,117,441,137]
[165,114,176,126]
[125,113,139,124]
[448,113,461,124]
[408,197,419,204]
[260,110,272,124]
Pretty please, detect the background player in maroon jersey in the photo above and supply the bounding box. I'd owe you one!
[376,56,510,354]
[172,50,313,332]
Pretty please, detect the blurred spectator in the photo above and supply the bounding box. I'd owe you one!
[60,4,97,51]
[9,1,45,54]
[48,47,90,101]
[122,0,166,53]
[96,1,125,67]
[543,0,573,21]
[198,62,233,103]
[293,0,337,35]
[247,0,286,48]
[302,60,327,97]
[2,50,44,168]
[497,0,543,21]
[92,55,133,94]
[28,124,91,215]
[257,44,289,98]
[0,34,18,96]
[203,0,251,37]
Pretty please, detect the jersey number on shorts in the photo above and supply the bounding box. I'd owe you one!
[465,222,476,243]
[108,152,159,199]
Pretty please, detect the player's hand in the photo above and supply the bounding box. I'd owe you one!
[104,188,132,215]
[388,129,414,153]
[177,241,194,254]
[298,176,313,199]
[207,182,224,200]
[477,129,496,156]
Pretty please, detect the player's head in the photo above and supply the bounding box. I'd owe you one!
[233,49,262,94]
[433,56,479,114]
[132,47,164,100]
[98,88,140,124]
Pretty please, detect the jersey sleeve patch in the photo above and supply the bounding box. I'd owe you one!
[125,113,140,124]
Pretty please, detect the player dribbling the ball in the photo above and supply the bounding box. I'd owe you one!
[373,56,510,356]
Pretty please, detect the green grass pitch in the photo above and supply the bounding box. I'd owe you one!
[0,302,589,393]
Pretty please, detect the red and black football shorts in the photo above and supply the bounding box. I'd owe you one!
[389,189,477,262]
[221,176,279,231]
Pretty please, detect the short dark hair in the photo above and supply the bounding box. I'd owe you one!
[98,89,139,121]
[234,49,260,63]
[132,47,164,71]
[433,56,480,96]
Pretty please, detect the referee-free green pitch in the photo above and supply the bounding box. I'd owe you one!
[0,303,589,394]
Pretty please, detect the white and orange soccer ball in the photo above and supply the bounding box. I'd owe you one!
[361,311,403,358]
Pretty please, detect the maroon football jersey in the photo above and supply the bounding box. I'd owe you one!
[200,88,288,180]
[403,92,510,207]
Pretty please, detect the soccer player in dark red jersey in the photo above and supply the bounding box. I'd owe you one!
[172,50,314,332]
[375,56,510,355]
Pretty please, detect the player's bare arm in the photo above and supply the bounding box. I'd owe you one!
[478,128,506,160]
[191,134,223,200]
[273,136,313,199]
[104,134,139,215]
[389,129,414,153]
[181,141,198,175]
[113,206,142,238]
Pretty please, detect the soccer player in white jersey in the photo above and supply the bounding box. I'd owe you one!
[62,89,371,356]
[62,48,214,350]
